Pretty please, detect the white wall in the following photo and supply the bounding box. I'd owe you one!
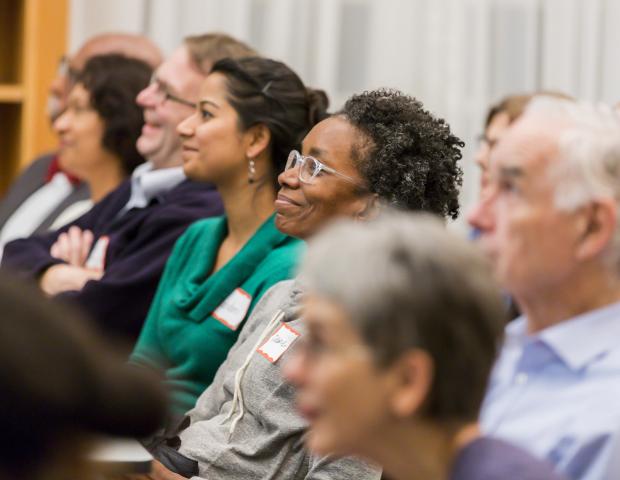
[69,0,620,226]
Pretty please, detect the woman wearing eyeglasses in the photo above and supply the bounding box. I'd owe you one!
[130,57,329,416]
[138,89,464,480]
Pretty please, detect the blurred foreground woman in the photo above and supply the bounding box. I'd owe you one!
[0,274,166,480]
[285,212,565,480]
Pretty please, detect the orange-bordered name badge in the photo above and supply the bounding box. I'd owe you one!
[257,323,300,363]
[212,288,252,331]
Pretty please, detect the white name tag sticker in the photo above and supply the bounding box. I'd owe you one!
[258,323,300,363]
[212,288,252,331]
[85,236,110,271]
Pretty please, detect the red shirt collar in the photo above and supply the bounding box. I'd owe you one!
[45,155,82,185]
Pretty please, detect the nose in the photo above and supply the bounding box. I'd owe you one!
[177,112,198,139]
[53,109,71,135]
[136,81,158,108]
[467,189,495,234]
[278,164,301,189]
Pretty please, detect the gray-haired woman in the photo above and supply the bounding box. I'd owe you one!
[285,212,565,480]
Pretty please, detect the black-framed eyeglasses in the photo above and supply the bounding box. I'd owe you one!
[148,73,195,108]
[285,150,366,187]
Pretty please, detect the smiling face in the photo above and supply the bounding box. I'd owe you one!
[53,83,109,179]
[135,46,204,168]
[274,116,372,239]
[283,294,394,457]
[468,117,585,299]
[176,72,252,184]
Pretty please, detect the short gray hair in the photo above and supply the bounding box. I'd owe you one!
[300,210,506,421]
[525,97,620,270]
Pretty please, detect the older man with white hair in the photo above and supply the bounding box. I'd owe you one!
[468,97,620,479]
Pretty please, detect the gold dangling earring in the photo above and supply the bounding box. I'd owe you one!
[248,158,256,184]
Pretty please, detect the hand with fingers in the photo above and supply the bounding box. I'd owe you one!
[39,264,104,296]
[50,226,95,267]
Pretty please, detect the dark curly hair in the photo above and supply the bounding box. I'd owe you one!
[211,57,329,189]
[338,89,464,220]
[77,54,152,174]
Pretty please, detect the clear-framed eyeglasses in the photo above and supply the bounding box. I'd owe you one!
[148,73,195,108]
[285,150,366,187]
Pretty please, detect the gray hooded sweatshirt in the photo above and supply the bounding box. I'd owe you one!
[178,279,380,479]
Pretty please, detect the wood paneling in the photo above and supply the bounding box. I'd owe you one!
[0,0,68,193]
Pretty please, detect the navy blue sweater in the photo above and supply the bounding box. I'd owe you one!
[1,178,223,341]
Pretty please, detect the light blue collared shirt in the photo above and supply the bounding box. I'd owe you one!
[481,301,620,480]
[120,162,186,215]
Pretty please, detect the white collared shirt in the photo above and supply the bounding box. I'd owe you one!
[120,162,186,216]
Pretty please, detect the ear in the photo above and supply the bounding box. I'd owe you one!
[245,123,272,160]
[575,198,617,262]
[355,193,383,221]
[387,350,434,419]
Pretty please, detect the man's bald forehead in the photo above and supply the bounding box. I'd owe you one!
[488,113,562,174]
[72,32,163,70]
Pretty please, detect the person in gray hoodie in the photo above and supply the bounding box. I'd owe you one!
[143,88,465,479]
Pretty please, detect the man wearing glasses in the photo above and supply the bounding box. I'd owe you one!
[0,33,163,244]
[2,34,255,341]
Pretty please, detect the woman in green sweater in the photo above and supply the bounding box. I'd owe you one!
[131,57,329,414]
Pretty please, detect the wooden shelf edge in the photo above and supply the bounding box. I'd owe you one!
[0,84,24,103]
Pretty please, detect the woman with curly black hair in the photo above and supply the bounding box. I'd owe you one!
[339,88,463,218]
[143,88,464,480]
[51,54,152,227]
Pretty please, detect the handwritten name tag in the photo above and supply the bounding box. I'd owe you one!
[258,323,300,363]
[212,288,252,330]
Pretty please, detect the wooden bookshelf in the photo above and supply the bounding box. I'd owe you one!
[0,85,24,103]
[0,0,68,194]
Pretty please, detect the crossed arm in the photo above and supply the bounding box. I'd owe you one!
[40,225,103,295]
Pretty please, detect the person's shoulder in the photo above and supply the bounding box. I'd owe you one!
[263,235,304,265]
[163,180,219,204]
[154,180,223,220]
[97,178,133,205]
[25,152,56,173]
[451,436,564,480]
[245,280,297,324]
[251,236,304,286]
[257,279,297,307]
[183,216,226,238]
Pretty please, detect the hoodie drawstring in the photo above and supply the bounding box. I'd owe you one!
[225,309,286,437]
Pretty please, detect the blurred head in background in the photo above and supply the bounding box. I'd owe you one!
[475,91,572,194]
[53,54,152,202]
[469,97,620,317]
[48,32,163,123]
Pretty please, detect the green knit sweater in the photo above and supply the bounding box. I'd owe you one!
[130,214,303,414]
